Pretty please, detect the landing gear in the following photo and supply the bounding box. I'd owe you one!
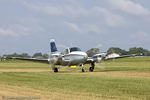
[54,68,58,72]
[89,67,93,72]
[82,68,85,72]
[89,62,95,72]
[80,63,85,72]
[51,64,58,72]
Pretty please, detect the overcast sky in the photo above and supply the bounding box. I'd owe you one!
[0,0,150,55]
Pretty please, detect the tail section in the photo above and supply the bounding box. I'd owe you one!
[50,39,58,53]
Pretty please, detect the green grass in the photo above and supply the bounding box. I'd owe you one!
[0,72,150,98]
[99,57,150,72]
[0,57,150,100]
[0,60,49,69]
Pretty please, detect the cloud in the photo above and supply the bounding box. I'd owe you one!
[64,22,103,34]
[131,31,149,42]
[0,28,18,37]
[11,24,29,35]
[19,0,125,27]
[93,7,126,27]
[0,24,29,37]
[108,0,150,16]
[24,3,64,15]
[64,22,83,33]
[20,0,89,18]
[64,6,89,17]
[84,24,103,34]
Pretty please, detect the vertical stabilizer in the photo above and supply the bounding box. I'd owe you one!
[50,39,58,53]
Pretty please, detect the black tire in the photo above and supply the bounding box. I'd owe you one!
[54,68,58,72]
[89,67,93,72]
[82,68,85,72]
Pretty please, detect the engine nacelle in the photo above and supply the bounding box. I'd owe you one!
[49,52,62,65]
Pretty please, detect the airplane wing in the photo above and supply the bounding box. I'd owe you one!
[105,55,132,60]
[85,54,132,64]
[6,57,49,64]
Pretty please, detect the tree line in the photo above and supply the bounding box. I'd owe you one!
[3,52,49,59]
[2,47,150,58]
[87,47,150,57]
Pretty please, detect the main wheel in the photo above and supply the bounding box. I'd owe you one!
[82,68,85,72]
[89,67,93,72]
[54,68,58,72]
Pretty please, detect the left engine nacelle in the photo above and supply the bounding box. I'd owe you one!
[49,53,62,65]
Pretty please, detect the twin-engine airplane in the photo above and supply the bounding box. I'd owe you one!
[9,39,96,72]
[49,39,95,72]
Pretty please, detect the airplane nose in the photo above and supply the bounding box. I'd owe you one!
[84,54,88,59]
[69,51,88,64]
[82,53,88,60]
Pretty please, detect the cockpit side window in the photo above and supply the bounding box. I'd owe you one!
[65,48,70,54]
[65,49,69,54]
[70,47,81,52]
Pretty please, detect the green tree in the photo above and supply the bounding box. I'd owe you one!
[86,48,100,57]
[3,53,30,58]
[32,52,42,58]
[107,47,128,55]
[42,53,49,59]
[129,47,150,56]
[20,53,30,57]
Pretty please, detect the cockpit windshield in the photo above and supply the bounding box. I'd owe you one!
[70,47,81,52]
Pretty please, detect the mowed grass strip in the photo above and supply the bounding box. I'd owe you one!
[0,72,150,100]
[0,60,50,69]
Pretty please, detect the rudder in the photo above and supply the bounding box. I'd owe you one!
[50,39,58,53]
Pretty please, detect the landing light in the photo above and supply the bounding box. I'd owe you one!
[70,66,80,68]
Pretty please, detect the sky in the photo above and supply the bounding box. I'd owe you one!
[0,0,150,55]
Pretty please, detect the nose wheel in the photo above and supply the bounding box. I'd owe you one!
[82,68,85,72]
[51,64,58,72]
[80,63,85,72]
[54,68,58,72]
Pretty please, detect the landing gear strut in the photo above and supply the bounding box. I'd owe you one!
[89,62,95,72]
[82,68,85,72]
[80,63,85,72]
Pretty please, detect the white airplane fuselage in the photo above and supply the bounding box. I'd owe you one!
[62,51,88,66]
[49,51,88,66]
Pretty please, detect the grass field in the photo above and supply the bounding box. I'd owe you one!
[0,57,150,100]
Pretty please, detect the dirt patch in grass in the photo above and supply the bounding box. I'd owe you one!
[1,68,150,79]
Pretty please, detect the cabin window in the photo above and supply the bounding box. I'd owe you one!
[70,47,81,52]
